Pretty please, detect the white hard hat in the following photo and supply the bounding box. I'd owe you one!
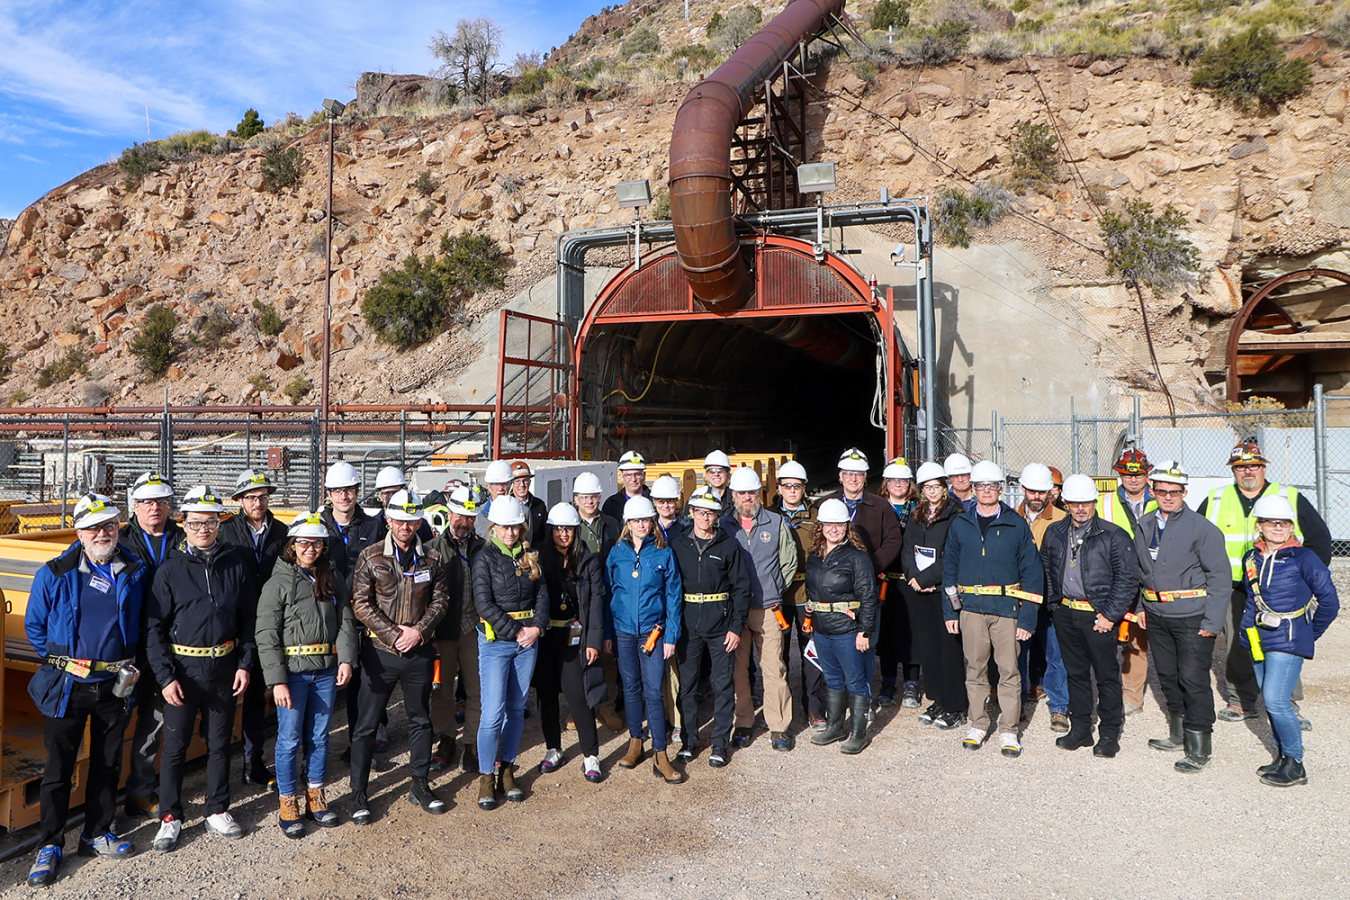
[180,485,227,513]
[622,496,657,521]
[573,472,603,495]
[618,451,647,471]
[816,498,851,523]
[882,457,913,480]
[649,475,682,500]
[1150,460,1188,486]
[1252,494,1296,522]
[1060,474,1099,504]
[384,489,425,522]
[484,460,514,485]
[728,467,762,492]
[838,448,869,472]
[704,450,731,470]
[446,486,481,517]
[687,486,723,511]
[547,502,581,527]
[914,462,946,486]
[130,472,175,501]
[374,466,408,490]
[970,461,1004,484]
[487,495,528,526]
[287,509,329,540]
[777,460,807,483]
[943,454,973,476]
[423,505,450,536]
[72,493,120,530]
[232,469,277,498]
[325,461,361,489]
[1018,463,1054,493]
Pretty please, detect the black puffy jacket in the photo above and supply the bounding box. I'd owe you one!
[472,540,551,641]
[805,544,878,638]
[219,511,290,583]
[900,498,961,589]
[669,529,752,637]
[539,540,607,654]
[145,541,259,685]
[1040,516,1140,623]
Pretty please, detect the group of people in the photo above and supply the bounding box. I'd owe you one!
[21,441,1340,887]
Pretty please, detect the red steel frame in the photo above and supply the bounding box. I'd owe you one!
[494,309,575,458]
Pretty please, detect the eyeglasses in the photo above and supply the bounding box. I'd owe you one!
[79,521,119,535]
[135,498,170,507]
[294,538,325,549]
[239,493,269,503]
[1256,519,1292,528]
[1233,464,1264,473]
[1153,488,1185,497]
[183,519,220,531]
[973,482,1001,491]
[329,487,358,497]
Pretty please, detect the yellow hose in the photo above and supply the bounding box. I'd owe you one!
[603,322,676,404]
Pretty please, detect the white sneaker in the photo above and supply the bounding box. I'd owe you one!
[1000,732,1022,758]
[962,728,986,750]
[204,812,243,839]
[153,817,181,853]
[583,755,602,783]
[539,748,564,773]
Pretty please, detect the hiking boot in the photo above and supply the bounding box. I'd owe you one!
[498,765,523,803]
[77,832,133,859]
[153,817,181,852]
[1174,729,1212,773]
[1148,714,1185,752]
[204,812,243,840]
[901,681,922,708]
[934,709,967,730]
[618,737,645,769]
[1049,711,1071,732]
[708,747,729,768]
[840,695,871,755]
[598,708,625,731]
[349,791,372,826]
[430,737,456,772]
[876,683,899,708]
[731,727,752,748]
[1093,735,1120,758]
[410,777,448,813]
[1000,732,1022,758]
[676,743,699,762]
[652,750,683,784]
[811,689,849,745]
[770,731,792,752]
[124,792,158,819]
[1217,703,1257,722]
[306,786,338,827]
[1056,726,1095,751]
[27,845,61,887]
[278,795,305,839]
[962,728,986,750]
[1260,755,1308,787]
[540,748,563,773]
[917,703,941,725]
[583,755,603,783]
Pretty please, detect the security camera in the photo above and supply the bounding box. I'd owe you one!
[890,244,906,263]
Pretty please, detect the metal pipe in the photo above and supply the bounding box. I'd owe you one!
[60,415,69,520]
[1070,398,1082,475]
[0,403,505,416]
[1314,382,1327,511]
[322,115,334,462]
[919,212,936,462]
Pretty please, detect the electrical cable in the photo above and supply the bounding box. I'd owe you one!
[602,322,677,403]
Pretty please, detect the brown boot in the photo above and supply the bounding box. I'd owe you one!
[652,750,683,784]
[278,795,304,839]
[498,764,523,803]
[306,786,338,827]
[599,708,625,731]
[477,773,497,811]
[618,737,644,769]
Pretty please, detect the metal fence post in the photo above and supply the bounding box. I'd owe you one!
[1070,398,1081,476]
[998,415,1007,471]
[399,409,407,469]
[1314,382,1327,511]
[310,410,322,510]
[1130,394,1141,446]
[164,409,175,488]
[990,409,1000,466]
[60,415,70,527]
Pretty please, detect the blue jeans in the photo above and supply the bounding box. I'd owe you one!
[614,631,669,751]
[273,668,337,797]
[815,632,871,697]
[1020,606,1068,713]
[1254,651,1304,761]
[476,635,537,774]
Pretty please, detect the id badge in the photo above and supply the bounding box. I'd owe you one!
[569,620,583,647]
[412,571,431,584]
[89,576,113,593]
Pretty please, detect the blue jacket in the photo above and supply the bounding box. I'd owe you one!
[1239,543,1339,660]
[25,543,148,717]
[606,535,682,644]
[941,501,1044,632]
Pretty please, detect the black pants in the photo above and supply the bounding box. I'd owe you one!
[534,628,600,757]
[908,587,967,713]
[784,602,824,721]
[877,578,921,686]
[676,627,736,751]
[345,640,389,742]
[125,672,163,800]
[1052,605,1124,738]
[160,659,237,819]
[240,658,268,769]
[39,679,125,847]
[350,642,434,796]
[1224,585,1260,710]
[1150,612,1218,733]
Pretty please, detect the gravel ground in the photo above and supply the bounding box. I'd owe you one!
[4,569,1349,899]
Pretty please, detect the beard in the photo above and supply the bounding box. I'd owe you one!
[85,539,116,564]
[735,500,761,519]
[1026,498,1046,514]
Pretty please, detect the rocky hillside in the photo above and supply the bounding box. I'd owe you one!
[2,22,1349,413]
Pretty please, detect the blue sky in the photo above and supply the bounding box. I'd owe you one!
[0,0,602,219]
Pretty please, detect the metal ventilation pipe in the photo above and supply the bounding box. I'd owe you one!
[669,0,846,313]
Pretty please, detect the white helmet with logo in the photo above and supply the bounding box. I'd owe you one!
[384,489,425,522]
[573,472,603,495]
[1060,474,1099,504]
[649,475,682,500]
[547,503,581,527]
[232,469,277,498]
[882,457,913,480]
[180,485,227,513]
[287,510,328,540]
[837,448,869,472]
[687,487,723,511]
[72,493,120,530]
[375,466,408,490]
[131,472,175,501]
[618,451,648,472]
[325,461,361,489]
[446,486,481,517]
[943,454,973,477]
[1151,461,1188,485]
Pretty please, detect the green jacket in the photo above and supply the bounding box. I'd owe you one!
[255,559,359,687]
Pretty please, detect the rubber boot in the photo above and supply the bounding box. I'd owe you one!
[499,764,523,802]
[618,737,645,769]
[652,750,683,783]
[1148,713,1185,751]
[840,695,871,755]
[811,689,849,745]
[1174,729,1212,773]
[477,773,497,810]
[1260,755,1308,787]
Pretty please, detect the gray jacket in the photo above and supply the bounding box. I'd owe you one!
[721,507,798,609]
[1132,504,1230,634]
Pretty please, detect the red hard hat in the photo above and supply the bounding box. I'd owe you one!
[1228,442,1267,467]
[1113,448,1153,475]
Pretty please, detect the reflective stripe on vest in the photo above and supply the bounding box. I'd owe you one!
[1206,483,1302,581]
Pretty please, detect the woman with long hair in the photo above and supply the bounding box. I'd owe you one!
[806,498,878,754]
[606,496,684,784]
[534,503,607,784]
[902,462,967,730]
[254,511,357,837]
[877,457,921,708]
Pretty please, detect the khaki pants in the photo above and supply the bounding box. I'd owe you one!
[663,656,681,730]
[598,649,620,715]
[1121,624,1149,710]
[430,636,480,744]
[734,607,793,732]
[960,610,1021,734]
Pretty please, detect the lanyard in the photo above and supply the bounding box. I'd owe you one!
[142,531,168,566]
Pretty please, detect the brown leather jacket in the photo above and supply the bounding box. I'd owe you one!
[351,533,449,654]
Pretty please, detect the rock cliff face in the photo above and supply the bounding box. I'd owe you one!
[1,54,1348,413]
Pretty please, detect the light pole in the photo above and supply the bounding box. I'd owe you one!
[614,179,652,269]
[320,98,345,462]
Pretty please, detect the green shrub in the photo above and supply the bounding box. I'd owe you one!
[438,232,507,293]
[118,142,166,189]
[252,300,284,336]
[262,147,305,192]
[709,7,762,52]
[0,342,9,379]
[870,0,911,31]
[853,59,879,82]
[706,11,724,37]
[129,305,178,376]
[248,373,272,394]
[1329,2,1350,46]
[1010,0,1030,11]
[8,390,29,406]
[1190,26,1311,108]
[514,67,553,94]
[415,170,436,196]
[668,44,717,65]
[233,108,265,140]
[651,188,671,220]
[283,377,312,404]
[935,183,1013,248]
[899,20,971,65]
[361,233,507,348]
[36,347,89,388]
[622,26,662,59]
[188,304,235,350]
[1098,199,1201,295]
[1008,120,1058,189]
[162,129,216,156]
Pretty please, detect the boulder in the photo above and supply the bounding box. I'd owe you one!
[158,262,192,280]
[57,264,89,281]
[73,280,110,301]
[1229,137,1269,160]
[1095,126,1148,160]
[1088,59,1127,77]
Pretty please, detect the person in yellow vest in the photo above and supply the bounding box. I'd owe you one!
[1195,442,1332,726]
[1097,448,1157,716]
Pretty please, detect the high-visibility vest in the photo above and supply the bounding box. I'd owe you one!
[1206,482,1302,581]
[1096,488,1156,539]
